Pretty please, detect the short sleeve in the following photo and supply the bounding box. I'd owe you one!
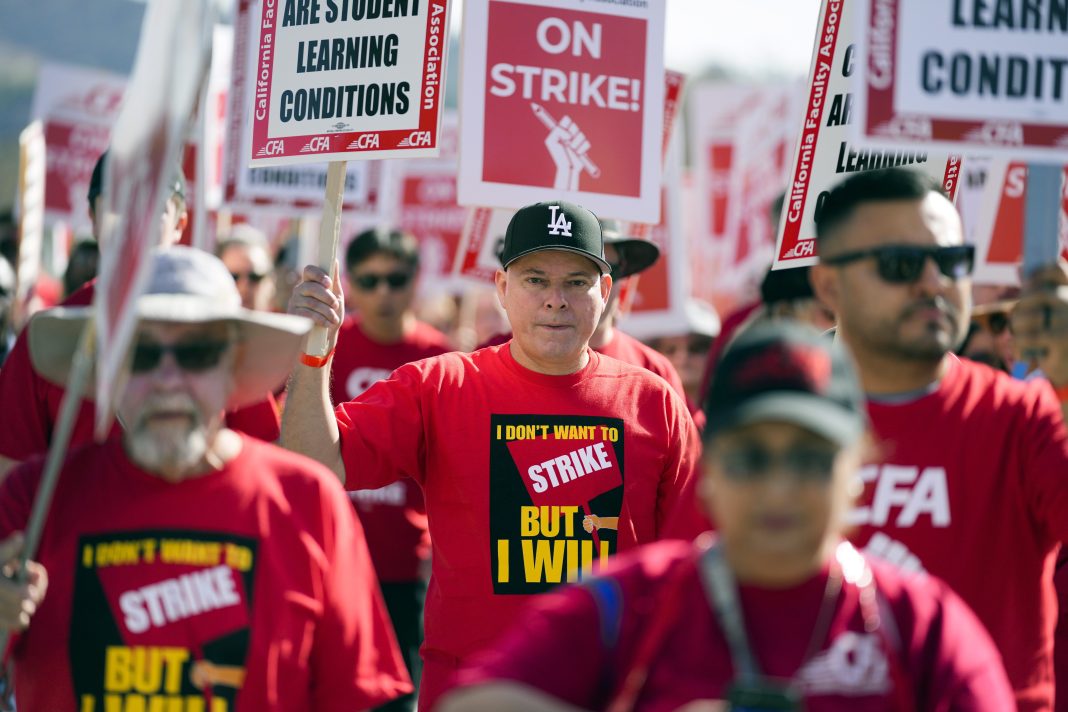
[1018,380,1068,545]
[336,363,429,490]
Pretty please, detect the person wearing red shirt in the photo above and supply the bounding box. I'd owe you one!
[441,321,1012,711]
[0,153,279,479]
[333,227,452,712]
[283,201,700,711]
[0,246,410,711]
[809,167,1068,712]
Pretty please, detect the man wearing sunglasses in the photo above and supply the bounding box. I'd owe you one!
[333,227,452,712]
[0,153,281,479]
[216,227,275,313]
[0,246,411,711]
[283,200,700,711]
[810,167,1068,712]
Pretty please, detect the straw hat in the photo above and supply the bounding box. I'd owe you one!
[28,245,311,410]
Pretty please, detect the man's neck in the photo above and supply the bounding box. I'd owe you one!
[588,320,614,350]
[843,334,948,396]
[361,313,412,344]
[508,341,590,376]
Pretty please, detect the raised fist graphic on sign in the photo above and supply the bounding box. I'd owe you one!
[531,103,601,191]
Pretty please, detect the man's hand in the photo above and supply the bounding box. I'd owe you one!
[288,262,345,355]
[1013,261,1068,387]
[0,533,47,632]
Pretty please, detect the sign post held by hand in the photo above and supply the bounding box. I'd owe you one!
[307,160,347,359]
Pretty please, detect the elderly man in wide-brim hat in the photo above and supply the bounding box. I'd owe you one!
[0,246,410,712]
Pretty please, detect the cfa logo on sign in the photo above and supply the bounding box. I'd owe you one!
[964,122,1024,146]
[258,140,285,157]
[875,116,932,140]
[353,134,380,149]
[547,205,572,237]
[399,131,432,148]
[300,136,332,153]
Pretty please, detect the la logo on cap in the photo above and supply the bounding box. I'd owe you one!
[547,205,572,237]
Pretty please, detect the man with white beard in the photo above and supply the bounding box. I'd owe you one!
[0,246,410,712]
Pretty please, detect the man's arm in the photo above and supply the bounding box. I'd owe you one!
[280,264,347,483]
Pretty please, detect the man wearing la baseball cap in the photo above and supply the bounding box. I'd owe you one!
[282,199,701,710]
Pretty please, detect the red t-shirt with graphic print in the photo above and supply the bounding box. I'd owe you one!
[329,316,451,582]
[0,435,411,712]
[451,539,1013,711]
[0,281,282,459]
[335,343,700,710]
[849,356,1068,712]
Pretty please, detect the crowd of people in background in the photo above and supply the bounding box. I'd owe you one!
[2,152,1068,711]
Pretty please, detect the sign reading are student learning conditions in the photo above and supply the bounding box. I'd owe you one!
[773,0,961,270]
[854,0,1068,160]
[249,0,450,166]
[457,0,666,223]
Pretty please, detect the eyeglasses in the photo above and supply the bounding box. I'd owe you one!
[717,446,838,484]
[131,341,230,374]
[231,271,266,284]
[822,245,975,284]
[351,271,412,292]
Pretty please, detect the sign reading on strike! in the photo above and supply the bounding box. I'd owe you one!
[774,0,961,270]
[249,0,450,165]
[458,0,666,223]
[855,0,1068,160]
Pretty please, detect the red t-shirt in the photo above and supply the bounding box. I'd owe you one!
[0,435,411,711]
[0,281,282,460]
[335,343,700,709]
[850,356,1068,712]
[330,316,451,582]
[452,539,1014,711]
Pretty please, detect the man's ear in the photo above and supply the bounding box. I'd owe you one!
[810,261,840,315]
[494,269,508,309]
[600,273,612,303]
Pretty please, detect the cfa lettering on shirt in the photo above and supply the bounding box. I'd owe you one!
[848,465,951,528]
[797,632,891,696]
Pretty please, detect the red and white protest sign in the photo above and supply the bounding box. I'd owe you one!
[16,122,46,310]
[970,161,1068,285]
[690,82,802,287]
[391,114,467,294]
[94,0,214,437]
[457,0,666,223]
[29,63,127,236]
[855,0,1068,160]
[226,0,387,214]
[774,0,961,270]
[247,0,450,165]
[453,206,510,285]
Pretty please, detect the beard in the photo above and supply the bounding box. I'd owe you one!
[124,397,211,478]
[855,296,965,362]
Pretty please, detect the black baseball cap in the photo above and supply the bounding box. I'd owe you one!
[500,200,611,274]
[600,219,660,279]
[705,321,865,446]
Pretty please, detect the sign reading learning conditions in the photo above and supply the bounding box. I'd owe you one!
[855,0,1068,159]
[249,0,451,165]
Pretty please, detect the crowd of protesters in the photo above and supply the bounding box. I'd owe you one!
[2,149,1068,712]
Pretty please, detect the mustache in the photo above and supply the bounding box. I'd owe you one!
[902,297,960,322]
[138,396,200,421]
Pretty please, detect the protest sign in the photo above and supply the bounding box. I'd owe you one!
[16,122,46,313]
[247,0,450,165]
[970,161,1068,285]
[773,0,962,270]
[855,0,1068,160]
[227,0,383,213]
[29,63,127,236]
[453,206,510,285]
[457,0,666,223]
[94,0,214,437]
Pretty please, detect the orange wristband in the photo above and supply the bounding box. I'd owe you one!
[1054,383,1068,403]
[300,347,335,368]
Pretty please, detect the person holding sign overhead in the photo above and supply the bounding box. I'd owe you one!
[282,200,700,710]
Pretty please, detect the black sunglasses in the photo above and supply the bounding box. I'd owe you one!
[131,341,230,374]
[719,446,838,484]
[822,245,975,284]
[231,271,266,284]
[352,271,412,292]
